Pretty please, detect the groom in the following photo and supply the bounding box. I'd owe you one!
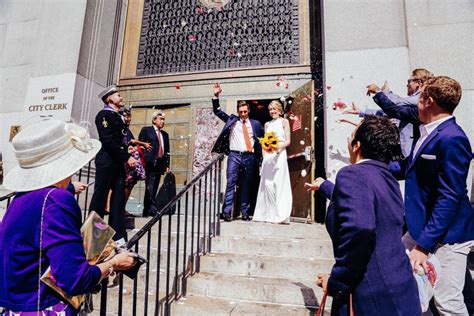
[211,82,264,221]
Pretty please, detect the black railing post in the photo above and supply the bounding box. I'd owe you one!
[99,280,108,316]
[197,179,202,258]
[190,185,196,275]
[174,199,181,300]
[118,273,123,316]
[203,174,208,254]
[164,202,173,316]
[144,231,152,315]
[208,168,212,252]
[182,188,189,295]
[216,159,222,236]
[133,242,139,316]
[154,219,163,316]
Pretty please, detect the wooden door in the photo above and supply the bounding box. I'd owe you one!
[285,81,315,221]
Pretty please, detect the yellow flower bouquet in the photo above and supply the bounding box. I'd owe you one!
[259,131,280,153]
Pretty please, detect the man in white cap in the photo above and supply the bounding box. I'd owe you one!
[138,111,170,217]
[89,85,137,240]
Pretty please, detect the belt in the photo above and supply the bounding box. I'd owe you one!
[230,150,254,155]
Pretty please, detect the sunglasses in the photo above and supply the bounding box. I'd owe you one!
[407,79,421,84]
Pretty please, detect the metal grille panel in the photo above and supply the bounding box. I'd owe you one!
[137,0,300,75]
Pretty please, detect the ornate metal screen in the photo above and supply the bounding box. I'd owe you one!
[137,0,300,76]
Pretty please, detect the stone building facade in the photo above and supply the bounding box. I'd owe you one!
[1,0,472,214]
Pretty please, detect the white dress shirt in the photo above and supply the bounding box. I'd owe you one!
[229,118,255,152]
[412,116,453,158]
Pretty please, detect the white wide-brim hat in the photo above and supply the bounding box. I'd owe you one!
[3,119,101,192]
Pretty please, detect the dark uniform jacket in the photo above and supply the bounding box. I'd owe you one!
[94,109,130,167]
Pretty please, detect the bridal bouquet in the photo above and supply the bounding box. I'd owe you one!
[259,131,280,153]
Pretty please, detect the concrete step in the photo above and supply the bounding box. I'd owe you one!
[219,220,329,239]
[133,216,329,241]
[187,272,327,307]
[171,294,319,316]
[212,235,333,259]
[132,215,219,237]
[200,252,333,280]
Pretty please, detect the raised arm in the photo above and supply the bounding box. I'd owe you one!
[372,92,419,124]
[212,82,230,122]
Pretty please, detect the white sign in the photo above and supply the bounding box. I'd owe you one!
[23,73,76,121]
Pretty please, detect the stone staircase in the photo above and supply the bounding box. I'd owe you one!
[172,220,334,315]
[90,215,334,315]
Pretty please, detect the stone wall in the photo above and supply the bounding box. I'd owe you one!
[323,0,473,195]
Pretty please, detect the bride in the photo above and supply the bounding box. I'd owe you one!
[253,100,292,224]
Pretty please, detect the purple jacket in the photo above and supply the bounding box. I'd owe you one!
[0,187,101,312]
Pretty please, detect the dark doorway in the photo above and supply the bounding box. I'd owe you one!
[244,99,273,126]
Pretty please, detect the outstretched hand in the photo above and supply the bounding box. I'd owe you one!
[213,82,222,98]
[342,102,360,115]
[304,177,325,192]
[366,84,381,96]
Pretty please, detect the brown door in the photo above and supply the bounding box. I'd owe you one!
[285,81,315,221]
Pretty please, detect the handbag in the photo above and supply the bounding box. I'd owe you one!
[155,171,176,215]
[38,189,116,310]
[316,289,354,316]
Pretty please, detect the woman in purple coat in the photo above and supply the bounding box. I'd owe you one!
[0,119,137,315]
[305,116,421,316]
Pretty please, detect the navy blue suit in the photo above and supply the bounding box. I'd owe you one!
[211,98,264,217]
[390,117,474,252]
[319,161,420,316]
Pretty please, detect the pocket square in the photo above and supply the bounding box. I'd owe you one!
[421,154,437,160]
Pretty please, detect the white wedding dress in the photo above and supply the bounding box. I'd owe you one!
[253,118,292,223]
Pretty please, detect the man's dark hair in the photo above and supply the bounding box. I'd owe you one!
[421,76,462,114]
[352,115,402,163]
[237,100,249,111]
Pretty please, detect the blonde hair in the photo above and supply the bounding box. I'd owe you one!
[268,100,283,115]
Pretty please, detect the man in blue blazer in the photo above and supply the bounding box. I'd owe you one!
[305,116,420,315]
[138,112,170,217]
[390,76,474,314]
[211,82,264,221]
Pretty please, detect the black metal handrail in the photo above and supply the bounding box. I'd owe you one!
[0,154,224,316]
[97,153,224,316]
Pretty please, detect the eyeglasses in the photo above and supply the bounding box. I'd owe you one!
[407,79,421,84]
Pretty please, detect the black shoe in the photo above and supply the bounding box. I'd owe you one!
[242,215,251,221]
[124,211,138,218]
[220,213,232,222]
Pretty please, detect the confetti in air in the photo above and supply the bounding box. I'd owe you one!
[175,83,181,90]
[188,34,196,42]
[332,100,347,110]
[300,140,305,145]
